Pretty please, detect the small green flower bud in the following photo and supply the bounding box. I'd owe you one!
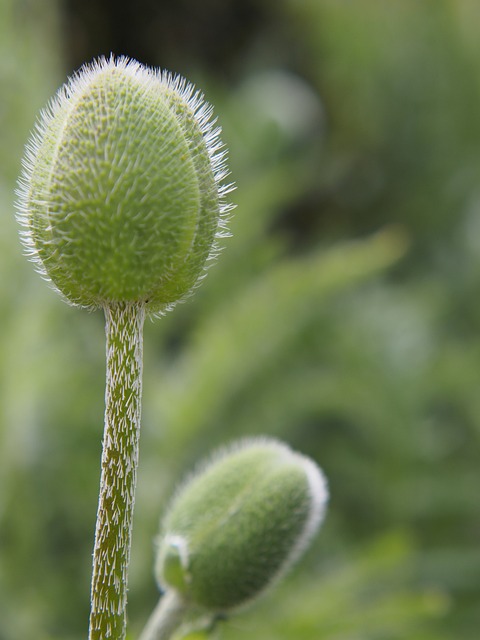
[16,56,232,312]
[155,438,328,612]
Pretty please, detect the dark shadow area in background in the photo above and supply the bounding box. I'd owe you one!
[61,0,270,79]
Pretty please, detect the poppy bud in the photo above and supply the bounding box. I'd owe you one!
[156,438,328,612]
[16,56,232,312]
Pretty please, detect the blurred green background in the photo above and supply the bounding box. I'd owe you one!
[1,0,479,638]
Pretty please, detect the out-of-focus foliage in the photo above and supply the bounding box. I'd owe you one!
[1,1,479,639]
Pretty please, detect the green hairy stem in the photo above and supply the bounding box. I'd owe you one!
[89,302,145,640]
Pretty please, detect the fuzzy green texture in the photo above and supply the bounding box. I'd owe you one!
[89,302,145,640]
[156,440,325,612]
[23,60,222,311]
[157,85,221,303]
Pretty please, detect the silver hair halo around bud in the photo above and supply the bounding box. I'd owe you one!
[16,55,234,314]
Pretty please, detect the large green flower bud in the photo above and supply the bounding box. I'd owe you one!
[155,438,328,612]
[16,56,232,312]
